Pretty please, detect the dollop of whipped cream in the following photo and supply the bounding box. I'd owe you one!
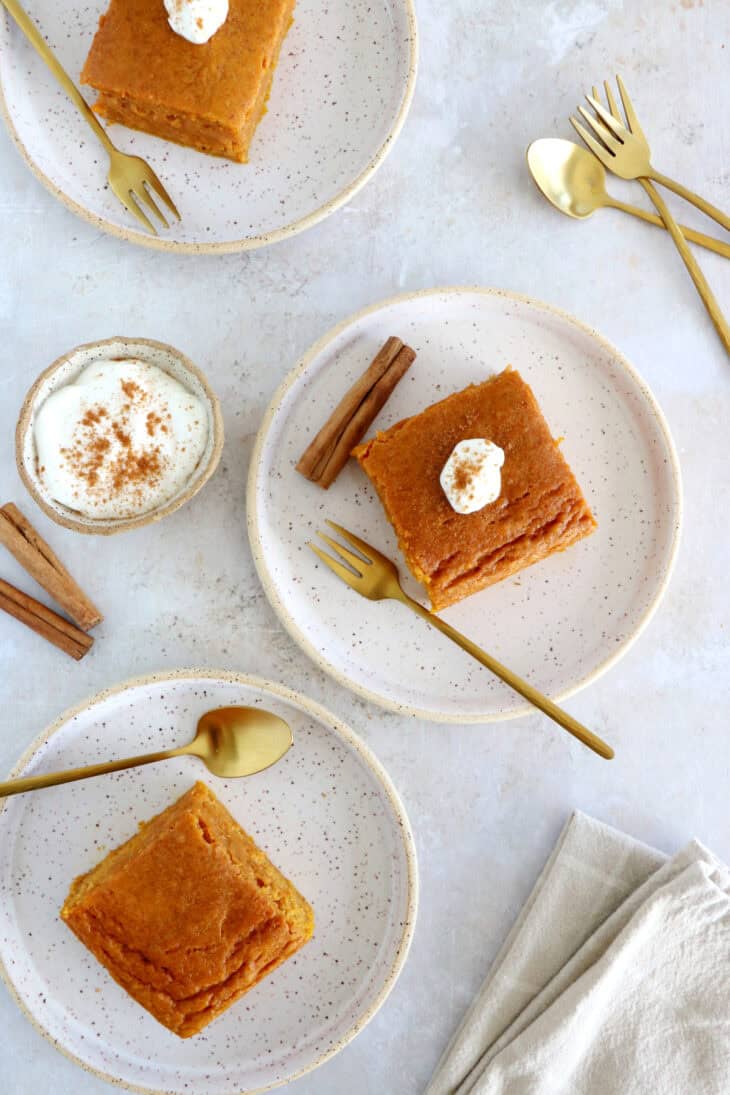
[163,0,228,44]
[440,439,505,515]
[34,358,209,520]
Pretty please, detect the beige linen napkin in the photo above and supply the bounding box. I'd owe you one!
[427,812,730,1095]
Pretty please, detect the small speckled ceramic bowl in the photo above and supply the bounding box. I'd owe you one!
[15,336,224,535]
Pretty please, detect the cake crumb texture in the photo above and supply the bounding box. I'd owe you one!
[60,781,314,1037]
[81,0,296,162]
[353,367,596,610]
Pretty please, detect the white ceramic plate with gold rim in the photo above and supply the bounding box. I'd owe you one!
[0,670,418,1094]
[247,287,683,724]
[0,0,417,252]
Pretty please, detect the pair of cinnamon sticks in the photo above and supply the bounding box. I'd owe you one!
[0,504,101,660]
[297,336,416,489]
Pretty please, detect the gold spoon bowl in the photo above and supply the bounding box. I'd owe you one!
[527,137,730,258]
[0,707,293,797]
[528,136,608,219]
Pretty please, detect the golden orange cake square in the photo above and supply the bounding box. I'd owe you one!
[353,367,596,610]
[61,781,314,1037]
[81,0,296,162]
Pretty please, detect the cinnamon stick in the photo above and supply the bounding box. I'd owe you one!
[0,578,93,660]
[296,336,416,489]
[0,503,102,631]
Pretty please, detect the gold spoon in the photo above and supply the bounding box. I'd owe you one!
[527,138,730,259]
[0,707,293,798]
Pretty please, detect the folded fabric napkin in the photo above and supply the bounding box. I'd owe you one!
[426,811,730,1095]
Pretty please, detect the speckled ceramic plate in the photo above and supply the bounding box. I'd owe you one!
[0,0,417,252]
[0,671,418,1094]
[248,287,683,723]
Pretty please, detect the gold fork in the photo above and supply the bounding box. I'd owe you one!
[309,520,614,760]
[2,0,179,235]
[575,76,730,231]
[570,77,730,355]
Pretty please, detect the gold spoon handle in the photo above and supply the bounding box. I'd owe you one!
[1,0,114,154]
[402,594,613,759]
[0,747,189,798]
[651,168,730,234]
[639,178,730,355]
[606,198,730,259]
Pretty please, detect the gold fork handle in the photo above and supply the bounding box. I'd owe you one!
[0,746,189,798]
[639,178,730,355]
[606,198,730,260]
[650,169,730,234]
[403,594,614,759]
[1,0,115,154]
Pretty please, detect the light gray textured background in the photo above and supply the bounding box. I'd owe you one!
[2,1,730,1092]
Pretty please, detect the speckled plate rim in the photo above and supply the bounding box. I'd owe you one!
[0,668,419,1095]
[0,1,418,254]
[246,285,684,724]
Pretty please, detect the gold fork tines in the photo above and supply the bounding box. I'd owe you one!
[2,0,179,235]
[109,156,180,235]
[573,75,730,230]
[571,76,730,356]
[309,521,614,760]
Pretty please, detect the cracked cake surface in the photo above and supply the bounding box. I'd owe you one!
[60,781,314,1037]
[353,367,596,611]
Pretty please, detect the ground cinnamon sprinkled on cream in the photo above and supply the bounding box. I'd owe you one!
[440,438,505,515]
[60,383,166,511]
[33,359,209,520]
[451,457,482,495]
[146,410,167,437]
[80,406,107,428]
[120,379,141,400]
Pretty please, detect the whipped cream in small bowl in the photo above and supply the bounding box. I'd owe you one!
[16,337,224,535]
